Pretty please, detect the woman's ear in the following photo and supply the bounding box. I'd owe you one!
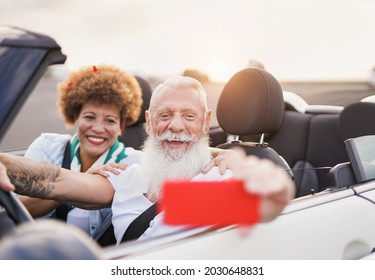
[121,119,127,133]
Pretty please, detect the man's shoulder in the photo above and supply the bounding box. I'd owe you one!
[107,163,148,193]
[122,148,143,165]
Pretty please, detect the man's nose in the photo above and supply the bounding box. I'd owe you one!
[168,114,184,132]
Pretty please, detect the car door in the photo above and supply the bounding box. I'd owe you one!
[0,26,68,153]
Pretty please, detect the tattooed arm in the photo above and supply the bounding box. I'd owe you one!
[0,153,114,209]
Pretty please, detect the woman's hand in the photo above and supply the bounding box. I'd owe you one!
[86,162,128,178]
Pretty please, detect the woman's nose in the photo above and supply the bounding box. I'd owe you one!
[91,120,105,132]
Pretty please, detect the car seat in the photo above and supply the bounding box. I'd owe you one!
[327,101,375,189]
[338,101,375,142]
[118,75,152,150]
[216,68,293,178]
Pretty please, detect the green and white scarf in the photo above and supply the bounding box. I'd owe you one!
[70,134,127,171]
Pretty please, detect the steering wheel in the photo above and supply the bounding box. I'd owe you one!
[0,190,104,260]
[0,189,33,225]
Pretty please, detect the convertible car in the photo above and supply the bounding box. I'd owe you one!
[1,26,375,260]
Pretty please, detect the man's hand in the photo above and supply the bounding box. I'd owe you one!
[203,148,235,175]
[226,148,295,222]
[0,162,15,192]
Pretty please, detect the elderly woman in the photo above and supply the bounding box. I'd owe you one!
[19,64,143,242]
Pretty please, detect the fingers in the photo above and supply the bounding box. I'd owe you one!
[203,149,237,175]
[227,148,292,196]
[202,156,228,175]
[87,163,128,178]
[205,147,293,200]
[225,147,247,172]
[109,162,128,170]
[87,167,107,177]
[201,160,214,174]
[244,162,289,195]
[218,161,227,175]
[0,162,15,192]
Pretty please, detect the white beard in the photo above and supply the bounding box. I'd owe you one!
[141,133,211,202]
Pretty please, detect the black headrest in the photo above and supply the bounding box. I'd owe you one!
[0,220,102,260]
[132,76,152,126]
[216,68,284,136]
[338,101,375,141]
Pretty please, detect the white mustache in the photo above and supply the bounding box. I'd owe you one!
[157,132,196,142]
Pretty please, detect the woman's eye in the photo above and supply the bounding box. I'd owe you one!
[106,119,117,124]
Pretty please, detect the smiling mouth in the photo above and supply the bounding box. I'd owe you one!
[163,140,190,150]
[87,136,106,144]
[167,139,185,143]
[159,133,195,143]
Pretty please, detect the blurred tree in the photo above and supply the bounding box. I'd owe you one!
[182,69,210,83]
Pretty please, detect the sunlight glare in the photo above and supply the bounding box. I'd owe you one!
[206,58,234,83]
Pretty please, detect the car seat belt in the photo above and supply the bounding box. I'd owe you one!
[55,141,71,221]
[120,202,157,243]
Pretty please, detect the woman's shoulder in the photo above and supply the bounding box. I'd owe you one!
[37,132,72,142]
[24,133,72,163]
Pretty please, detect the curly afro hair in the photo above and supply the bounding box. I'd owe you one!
[57,64,143,128]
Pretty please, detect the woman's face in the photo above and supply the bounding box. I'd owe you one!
[75,102,122,159]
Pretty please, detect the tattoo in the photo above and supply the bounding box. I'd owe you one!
[1,154,60,199]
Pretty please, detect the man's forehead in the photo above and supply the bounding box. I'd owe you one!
[154,87,204,109]
[159,86,199,97]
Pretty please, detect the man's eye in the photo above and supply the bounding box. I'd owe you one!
[159,114,170,120]
[185,114,197,120]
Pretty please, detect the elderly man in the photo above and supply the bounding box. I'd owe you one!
[0,76,295,244]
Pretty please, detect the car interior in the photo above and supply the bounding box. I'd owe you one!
[1,65,375,259]
[118,75,152,150]
[264,97,375,197]
[345,135,375,183]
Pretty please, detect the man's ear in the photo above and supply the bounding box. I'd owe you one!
[145,110,151,135]
[204,110,212,134]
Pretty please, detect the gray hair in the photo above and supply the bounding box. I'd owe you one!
[148,75,208,113]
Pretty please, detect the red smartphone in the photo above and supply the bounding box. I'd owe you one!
[159,180,260,227]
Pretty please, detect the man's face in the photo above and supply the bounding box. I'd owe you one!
[145,87,211,156]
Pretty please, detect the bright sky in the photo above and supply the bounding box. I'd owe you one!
[2,0,375,82]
